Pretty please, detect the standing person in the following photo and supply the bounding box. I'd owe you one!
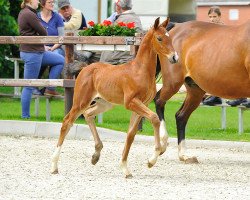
[38,0,65,56]
[100,0,143,65]
[203,6,248,106]
[18,0,65,119]
[58,0,87,30]
[203,6,224,106]
[207,6,224,24]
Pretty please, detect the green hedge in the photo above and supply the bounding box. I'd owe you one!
[0,0,22,78]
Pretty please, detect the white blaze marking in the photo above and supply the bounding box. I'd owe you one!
[165,32,170,37]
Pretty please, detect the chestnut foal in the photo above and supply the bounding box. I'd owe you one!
[51,17,178,178]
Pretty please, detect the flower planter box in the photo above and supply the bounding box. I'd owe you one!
[76,36,136,51]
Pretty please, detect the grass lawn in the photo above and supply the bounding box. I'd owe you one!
[0,87,250,142]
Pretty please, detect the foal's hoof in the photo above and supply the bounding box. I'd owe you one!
[91,153,100,165]
[160,142,169,155]
[51,169,59,174]
[147,161,154,168]
[184,157,199,164]
[159,150,165,156]
[125,174,133,179]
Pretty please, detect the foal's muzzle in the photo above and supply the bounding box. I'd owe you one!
[168,52,179,64]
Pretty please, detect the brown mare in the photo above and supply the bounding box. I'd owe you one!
[155,20,250,163]
[50,17,178,178]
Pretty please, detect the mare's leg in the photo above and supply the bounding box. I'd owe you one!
[176,84,205,163]
[154,82,183,155]
[83,99,113,165]
[126,98,161,168]
[120,112,142,178]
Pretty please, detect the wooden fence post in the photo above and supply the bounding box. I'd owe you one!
[64,32,74,115]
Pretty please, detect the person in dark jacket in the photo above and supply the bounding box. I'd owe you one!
[18,0,65,119]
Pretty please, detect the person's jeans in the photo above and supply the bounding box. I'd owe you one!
[20,51,64,118]
[38,47,65,80]
[53,47,65,57]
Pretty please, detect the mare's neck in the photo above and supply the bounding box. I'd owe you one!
[134,30,157,76]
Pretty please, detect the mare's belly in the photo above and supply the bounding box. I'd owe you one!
[193,74,250,99]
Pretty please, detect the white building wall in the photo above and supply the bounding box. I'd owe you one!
[55,0,109,23]
[54,0,195,30]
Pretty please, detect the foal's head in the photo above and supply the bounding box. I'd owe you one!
[152,17,178,64]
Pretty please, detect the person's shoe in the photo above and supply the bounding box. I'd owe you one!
[44,89,61,97]
[40,87,46,95]
[203,96,222,106]
[32,87,42,96]
[240,100,250,108]
[226,98,247,107]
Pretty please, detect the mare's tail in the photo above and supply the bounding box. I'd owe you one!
[155,22,176,81]
[166,22,176,31]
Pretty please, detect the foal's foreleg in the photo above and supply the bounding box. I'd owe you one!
[51,107,82,174]
[126,98,161,168]
[83,99,113,165]
[120,112,142,178]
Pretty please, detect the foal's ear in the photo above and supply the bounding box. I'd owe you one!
[160,17,170,28]
[154,17,160,30]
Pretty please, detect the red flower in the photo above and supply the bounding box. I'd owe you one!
[102,20,112,26]
[88,21,95,27]
[127,22,135,29]
[117,22,126,27]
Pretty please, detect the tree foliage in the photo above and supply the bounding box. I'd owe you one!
[0,0,22,78]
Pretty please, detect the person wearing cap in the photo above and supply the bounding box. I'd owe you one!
[100,0,143,65]
[58,0,87,30]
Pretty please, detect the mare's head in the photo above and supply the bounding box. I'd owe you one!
[151,17,178,64]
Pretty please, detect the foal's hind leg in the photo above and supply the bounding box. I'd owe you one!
[83,99,113,165]
[176,85,205,164]
[120,112,142,178]
[51,80,95,174]
[50,106,83,174]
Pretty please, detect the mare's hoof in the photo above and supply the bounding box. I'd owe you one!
[125,174,133,179]
[184,157,199,164]
[51,169,59,174]
[91,153,100,165]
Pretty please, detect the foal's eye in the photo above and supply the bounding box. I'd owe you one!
[157,36,162,42]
